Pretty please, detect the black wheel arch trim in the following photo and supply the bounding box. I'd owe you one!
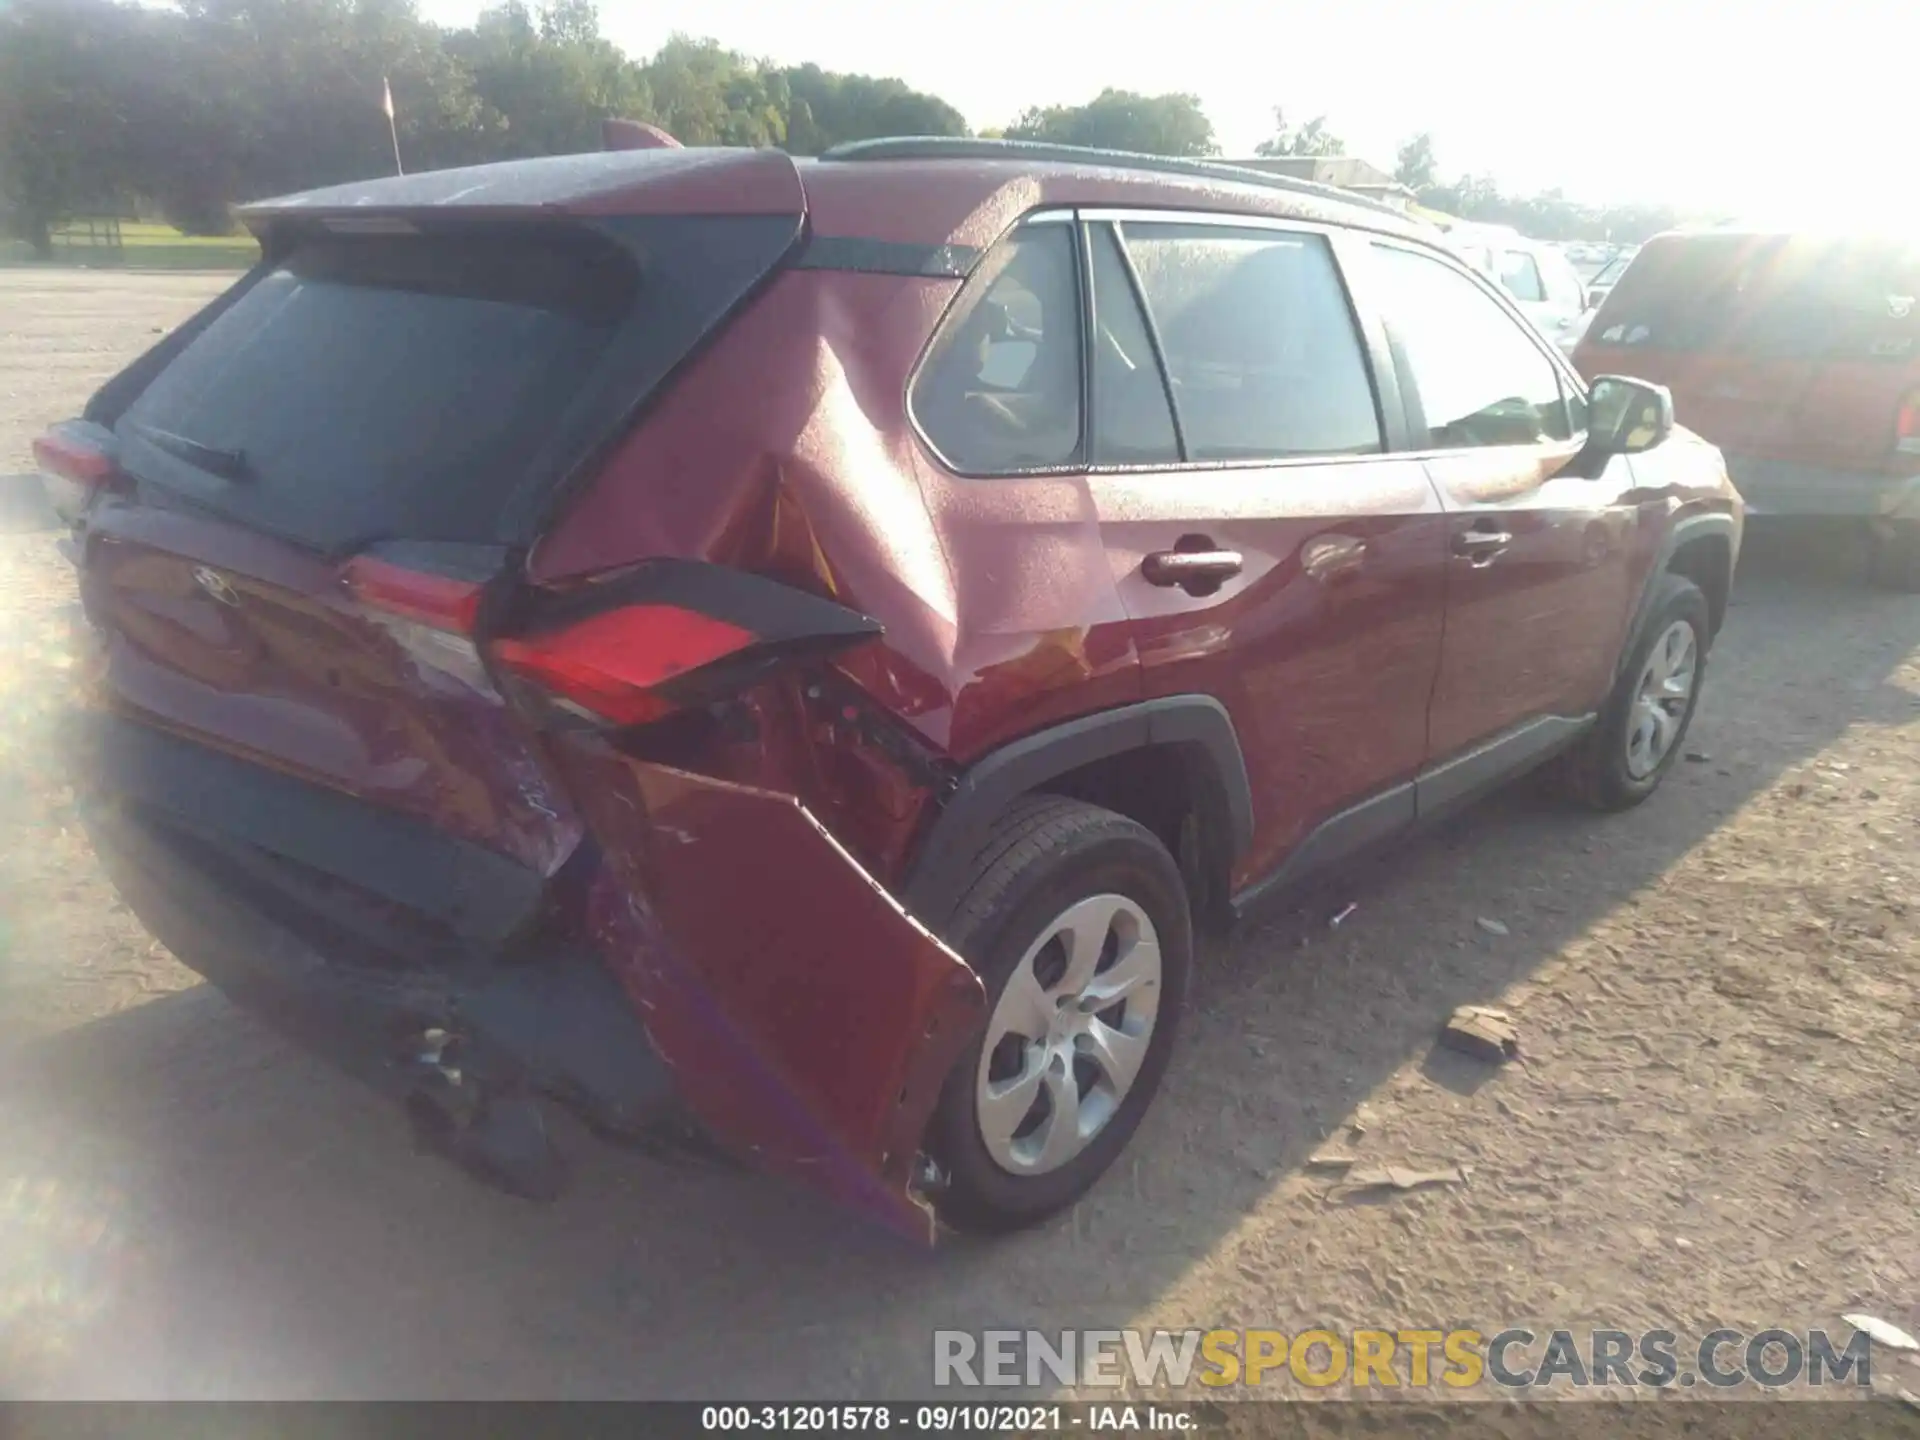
[1617,511,1738,679]
[898,695,1254,932]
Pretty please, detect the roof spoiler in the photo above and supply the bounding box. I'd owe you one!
[603,119,682,151]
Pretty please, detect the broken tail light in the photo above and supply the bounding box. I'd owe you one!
[344,554,882,726]
[493,606,755,726]
[32,421,118,524]
[1897,389,1920,457]
[342,555,484,631]
[495,561,882,728]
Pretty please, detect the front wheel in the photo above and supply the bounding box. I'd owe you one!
[925,797,1192,1234]
[1556,573,1710,811]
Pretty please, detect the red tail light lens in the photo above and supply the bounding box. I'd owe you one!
[1897,390,1920,456]
[341,555,495,694]
[344,555,882,728]
[33,422,117,523]
[342,556,484,633]
[493,605,755,727]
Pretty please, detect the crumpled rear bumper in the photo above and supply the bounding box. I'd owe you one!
[549,739,989,1243]
[79,797,685,1148]
[70,710,988,1241]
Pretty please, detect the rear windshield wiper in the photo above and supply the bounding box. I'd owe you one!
[125,420,251,482]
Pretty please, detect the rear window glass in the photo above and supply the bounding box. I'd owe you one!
[1589,253,1631,288]
[1499,251,1546,303]
[118,227,639,550]
[1593,235,1920,359]
[911,225,1084,474]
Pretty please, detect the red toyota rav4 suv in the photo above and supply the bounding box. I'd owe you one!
[37,138,1741,1241]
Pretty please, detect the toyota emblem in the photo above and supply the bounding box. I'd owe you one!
[192,566,241,606]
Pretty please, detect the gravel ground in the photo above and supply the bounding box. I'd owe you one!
[0,269,1915,1403]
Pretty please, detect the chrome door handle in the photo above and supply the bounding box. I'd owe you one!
[1143,549,1244,587]
[1453,528,1512,569]
[1302,533,1368,583]
[1453,529,1512,556]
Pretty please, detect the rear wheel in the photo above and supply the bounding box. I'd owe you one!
[1557,573,1710,811]
[1868,520,1920,592]
[926,797,1191,1234]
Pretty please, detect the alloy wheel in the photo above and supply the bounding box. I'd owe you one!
[1625,618,1699,779]
[974,893,1163,1176]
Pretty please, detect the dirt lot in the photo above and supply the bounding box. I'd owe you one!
[0,269,1915,1402]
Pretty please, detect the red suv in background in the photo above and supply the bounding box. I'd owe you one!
[37,138,1741,1241]
[1574,228,1919,587]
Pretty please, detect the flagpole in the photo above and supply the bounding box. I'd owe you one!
[383,76,404,176]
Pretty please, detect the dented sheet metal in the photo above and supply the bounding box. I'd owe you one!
[552,740,986,1241]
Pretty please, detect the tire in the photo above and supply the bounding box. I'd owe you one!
[1868,521,1920,593]
[1557,573,1711,812]
[925,796,1192,1234]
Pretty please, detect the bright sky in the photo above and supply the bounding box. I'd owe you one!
[420,0,1917,221]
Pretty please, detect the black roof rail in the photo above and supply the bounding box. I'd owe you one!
[819,136,1415,222]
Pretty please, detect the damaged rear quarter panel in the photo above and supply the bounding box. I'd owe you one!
[529,267,971,874]
[549,737,986,1241]
[524,252,1137,1235]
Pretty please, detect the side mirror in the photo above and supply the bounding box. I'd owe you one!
[1584,375,1674,456]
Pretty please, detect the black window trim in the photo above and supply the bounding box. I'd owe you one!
[1352,233,1592,457]
[1084,219,1189,464]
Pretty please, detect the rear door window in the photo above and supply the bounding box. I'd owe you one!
[1590,254,1631,290]
[1119,222,1382,461]
[912,224,1085,474]
[1370,242,1573,449]
[1591,236,1750,349]
[119,226,640,551]
[1539,248,1587,310]
[1500,250,1547,303]
[1455,244,1495,276]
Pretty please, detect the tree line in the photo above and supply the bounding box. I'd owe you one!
[0,0,1690,257]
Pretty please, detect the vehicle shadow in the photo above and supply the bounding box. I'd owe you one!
[1,533,1913,1400]
[0,473,58,534]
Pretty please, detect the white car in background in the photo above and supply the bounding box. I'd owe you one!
[1582,247,1638,310]
[1443,222,1592,354]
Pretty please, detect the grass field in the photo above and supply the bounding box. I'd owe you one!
[1,220,258,271]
